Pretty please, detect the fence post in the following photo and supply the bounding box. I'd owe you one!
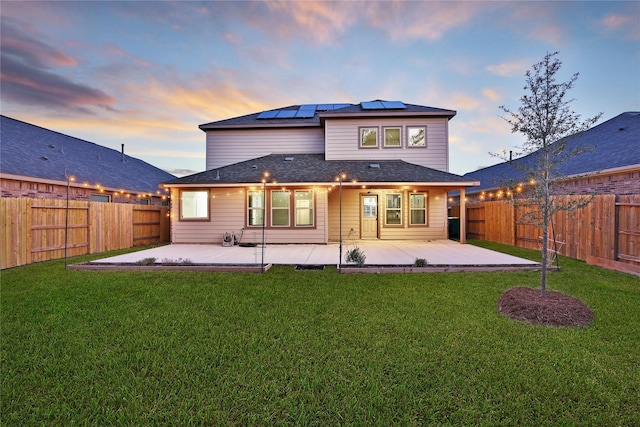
[460,188,466,244]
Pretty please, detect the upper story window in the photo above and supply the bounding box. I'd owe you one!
[295,190,314,227]
[409,193,427,225]
[383,127,402,147]
[271,190,290,227]
[247,190,264,226]
[385,193,402,226]
[359,127,378,148]
[180,190,209,220]
[407,126,426,147]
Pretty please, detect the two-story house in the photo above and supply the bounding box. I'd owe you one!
[164,101,479,244]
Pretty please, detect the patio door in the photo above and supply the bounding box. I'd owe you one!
[361,195,378,239]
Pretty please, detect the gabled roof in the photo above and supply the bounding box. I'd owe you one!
[1,115,175,193]
[199,100,456,130]
[164,154,476,187]
[462,112,640,193]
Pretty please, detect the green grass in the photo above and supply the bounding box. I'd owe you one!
[2,242,639,425]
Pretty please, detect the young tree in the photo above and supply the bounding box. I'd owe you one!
[499,52,602,296]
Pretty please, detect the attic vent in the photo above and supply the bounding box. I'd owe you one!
[619,127,625,131]
[40,156,48,161]
[369,163,380,169]
[252,165,257,169]
[284,157,294,161]
[48,144,55,148]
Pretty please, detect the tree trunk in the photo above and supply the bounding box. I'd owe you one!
[540,179,550,297]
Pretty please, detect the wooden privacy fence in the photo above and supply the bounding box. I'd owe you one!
[1,198,169,269]
[461,194,639,271]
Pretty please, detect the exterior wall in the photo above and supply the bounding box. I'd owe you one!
[206,127,325,170]
[451,168,640,207]
[327,187,450,241]
[552,169,640,196]
[1,177,168,206]
[324,117,449,171]
[171,186,328,244]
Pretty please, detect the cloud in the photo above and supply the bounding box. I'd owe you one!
[0,17,116,113]
[365,1,487,41]
[0,54,116,112]
[482,88,501,103]
[598,13,640,40]
[260,0,357,44]
[103,43,150,67]
[253,1,487,45]
[485,60,529,77]
[527,24,564,45]
[452,93,481,112]
[0,18,76,68]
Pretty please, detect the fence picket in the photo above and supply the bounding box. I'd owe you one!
[461,195,637,267]
[1,198,170,269]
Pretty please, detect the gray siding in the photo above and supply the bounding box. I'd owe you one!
[206,128,325,170]
[324,118,449,171]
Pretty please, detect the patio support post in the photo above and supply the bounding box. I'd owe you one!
[261,173,268,273]
[460,188,467,244]
[338,174,343,272]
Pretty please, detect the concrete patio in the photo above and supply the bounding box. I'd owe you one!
[90,240,539,268]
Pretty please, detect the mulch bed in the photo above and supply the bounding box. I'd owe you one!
[498,287,594,327]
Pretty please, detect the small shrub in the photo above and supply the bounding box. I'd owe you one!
[345,247,366,267]
[160,258,193,265]
[135,257,157,266]
[413,258,428,267]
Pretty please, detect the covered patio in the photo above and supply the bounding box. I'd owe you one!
[88,240,539,269]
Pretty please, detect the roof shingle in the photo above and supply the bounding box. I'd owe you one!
[165,154,474,186]
[462,112,640,193]
[1,115,175,193]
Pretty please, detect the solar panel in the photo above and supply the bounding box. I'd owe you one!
[257,110,279,119]
[381,101,406,109]
[361,101,384,110]
[298,104,317,111]
[275,110,297,118]
[315,104,333,111]
[333,103,350,110]
[295,110,315,118]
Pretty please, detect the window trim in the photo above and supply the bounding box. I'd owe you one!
[90,194,111,203]
[246,189,265,227]
[294,190,315,227]
[179,189,210,221]
[407,126,426,148]
[409,192,428,227]
[384,192,403,227]
[359,126,379,148]
[383,126,402,148]
[270,190,291,227]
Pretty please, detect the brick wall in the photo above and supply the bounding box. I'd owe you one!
[1,178,169,206]
[551,170,640,196]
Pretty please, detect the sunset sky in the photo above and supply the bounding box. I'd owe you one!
[1,1,638,177]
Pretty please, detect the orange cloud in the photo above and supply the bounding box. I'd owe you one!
[367,1,487,41]
[482,88,501,103]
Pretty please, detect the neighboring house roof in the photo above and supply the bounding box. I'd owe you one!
[199,100,456,130]
[165,154,476,186]
[461,111,640,194]
[1,115,175,193]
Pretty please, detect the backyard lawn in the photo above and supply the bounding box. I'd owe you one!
[2,242,639,425]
